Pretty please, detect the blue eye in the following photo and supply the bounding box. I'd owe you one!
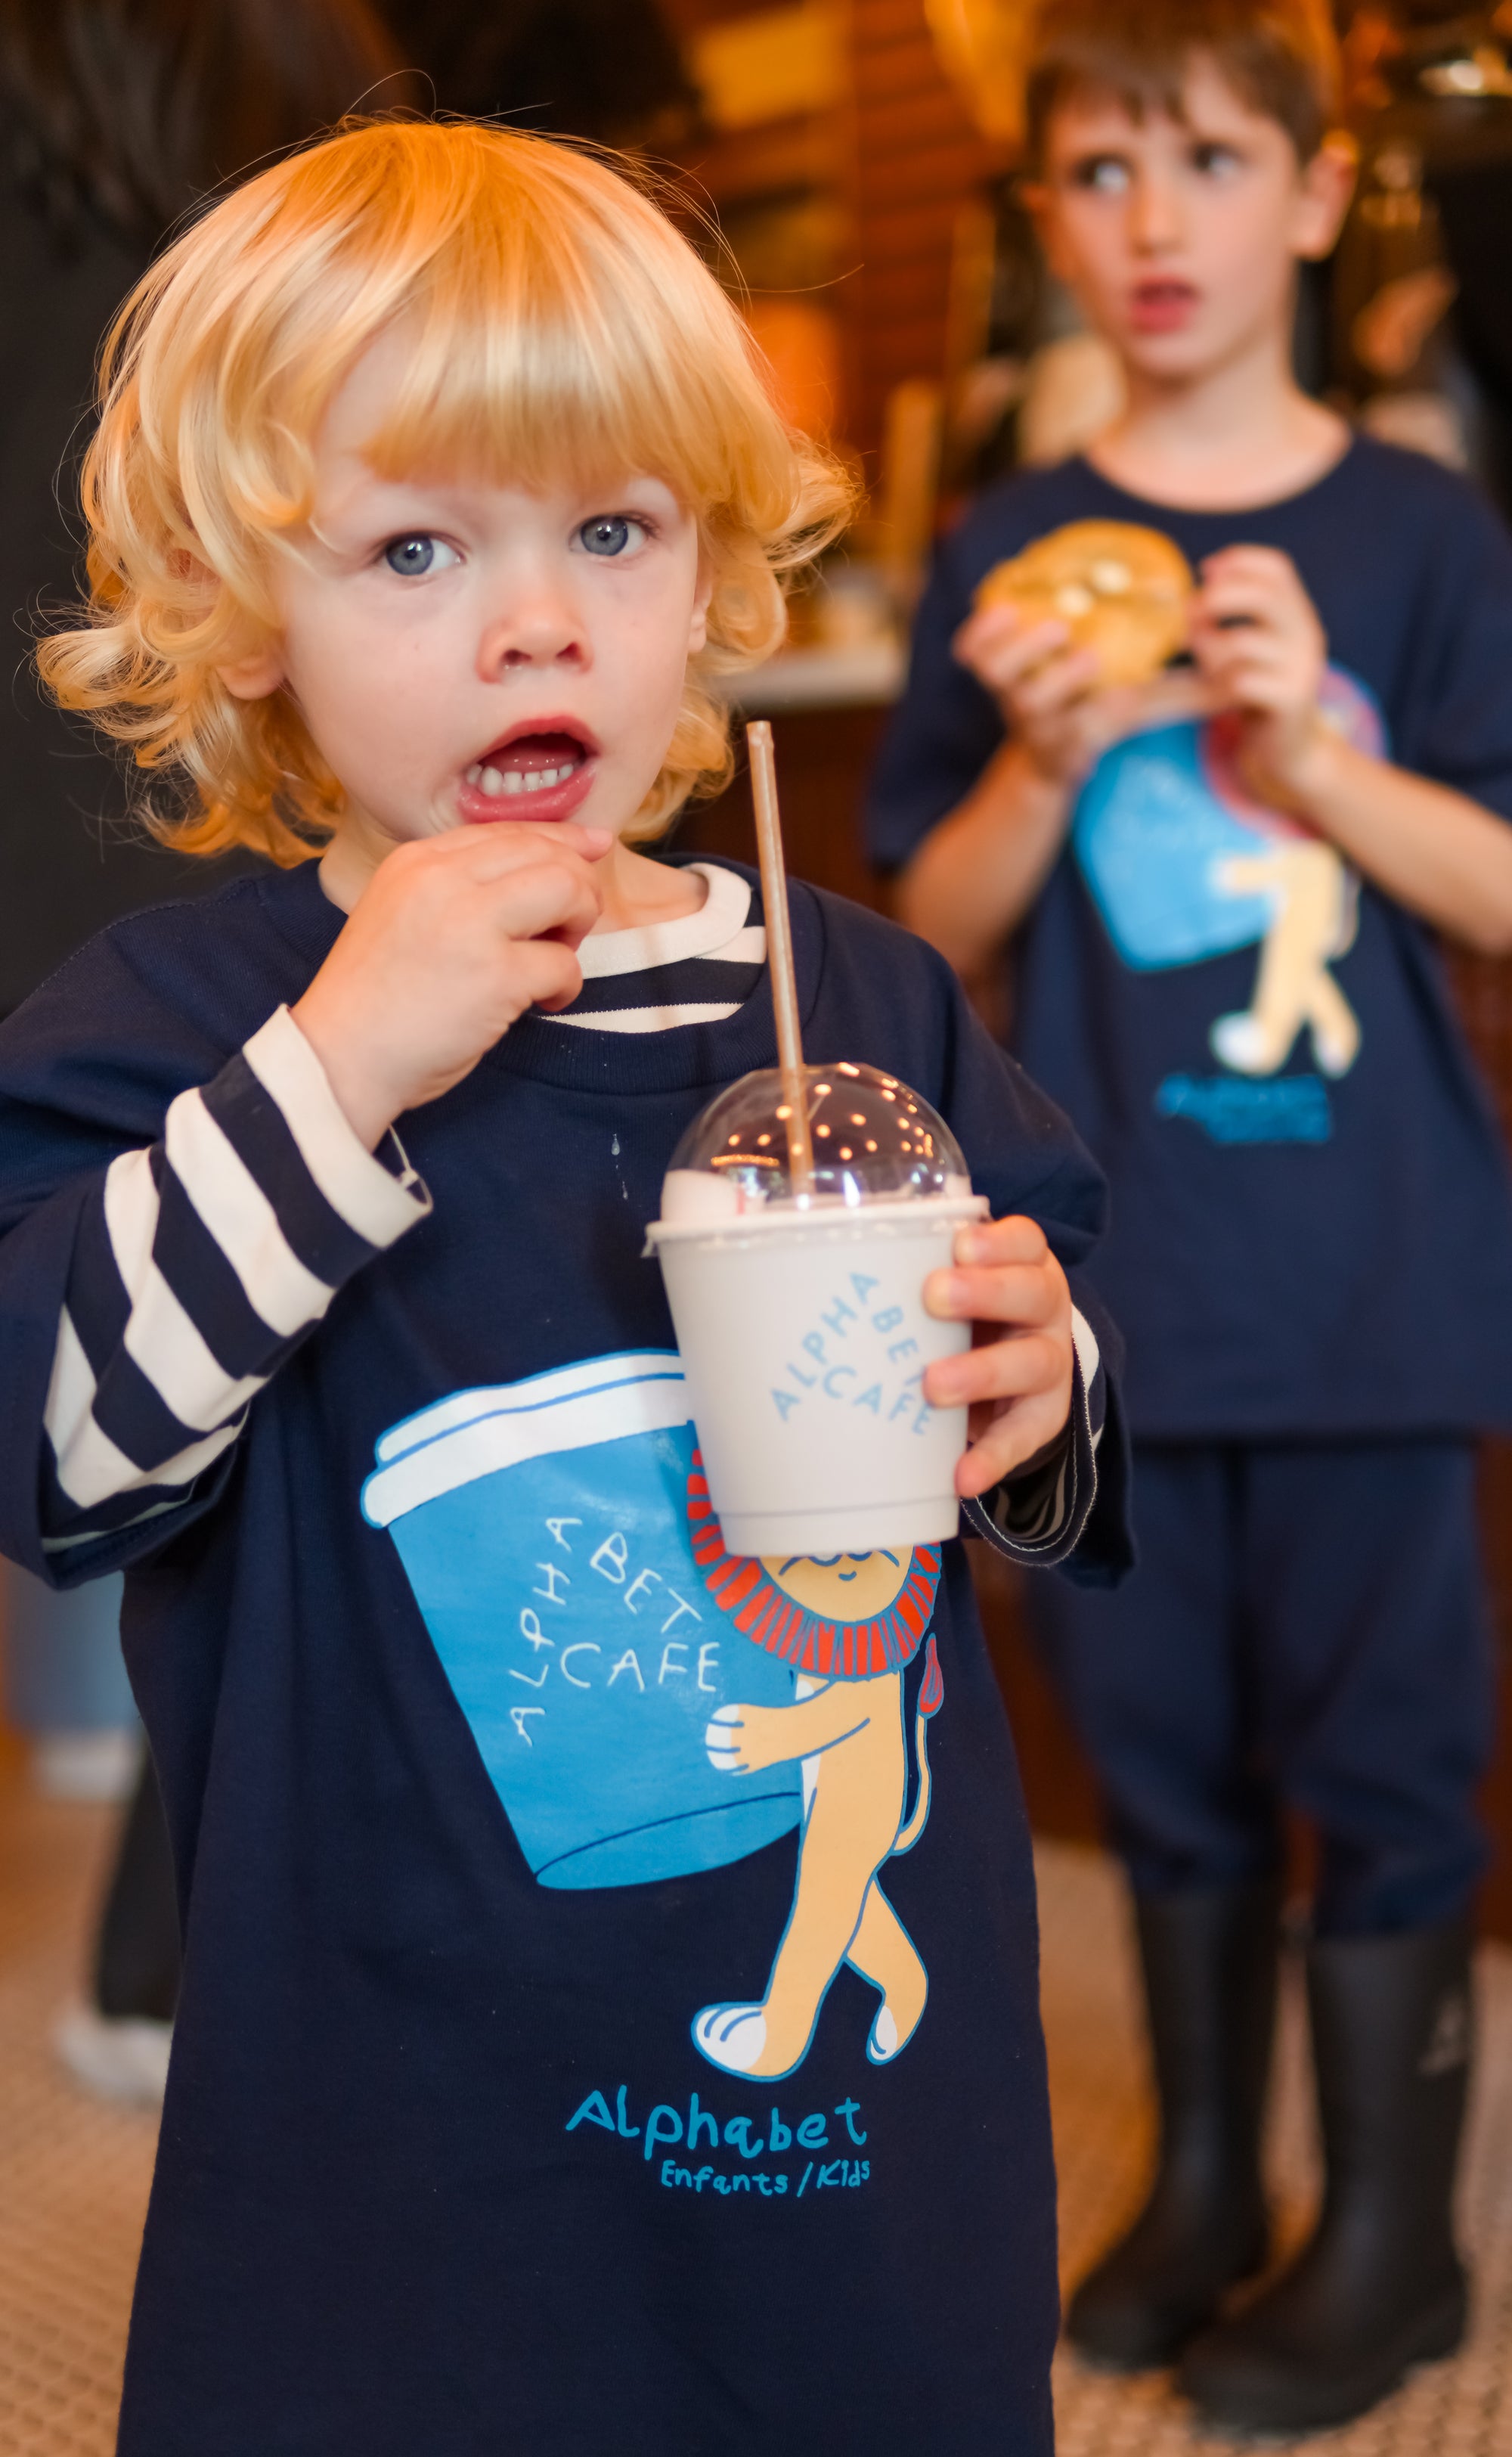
[578,515,643,558]
[383,535,457,577]
[1066,153,1129,194]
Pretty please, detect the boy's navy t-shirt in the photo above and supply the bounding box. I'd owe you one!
[0,858,1127,2457]
[869,436,1512,1438]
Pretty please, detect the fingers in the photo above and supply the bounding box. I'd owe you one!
[1010,645,1103,722]
[916,1214,1074,1489]
[383,832,606,948]
[1198,544,1303,594]
[1194,631,1319,723]
[1193,549,1321,641]
[397,816,614,870]
[925,1223,1070,1409]
[955,1388,1073,1497]
[953,606,1096,704]
[926,1326,1067,1415]
[482,852,605,951]
[511,939,584,1015]
[932,1213,1051,1279]
[374,824,611,930]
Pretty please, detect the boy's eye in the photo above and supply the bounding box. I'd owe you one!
[1191,141,1242,178]
[383,535,459,578]
[578,514,647,558]
[1070,154,1131,195]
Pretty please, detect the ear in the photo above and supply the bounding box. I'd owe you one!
[1292,132,1358,263]
[1019,178,1077,288]
[217,645,286,701]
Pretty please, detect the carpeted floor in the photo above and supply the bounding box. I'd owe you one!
[2,1754,1510,2452]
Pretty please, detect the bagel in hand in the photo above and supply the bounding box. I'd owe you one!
[975,519,1193,687]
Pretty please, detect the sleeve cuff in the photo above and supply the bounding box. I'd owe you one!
[962,1336,1101,1569]
[244,1007,432,1249]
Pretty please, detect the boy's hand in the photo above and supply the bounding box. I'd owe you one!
[952,600,1142,790]
[291,821,611,1148]
[921,1216,1074,1498]
[1189,548,1329,805]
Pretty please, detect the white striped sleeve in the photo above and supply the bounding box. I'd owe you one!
[40,1007,430,1547]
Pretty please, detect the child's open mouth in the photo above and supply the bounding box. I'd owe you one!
[458,724,598,824]
[1129,280,1200,335]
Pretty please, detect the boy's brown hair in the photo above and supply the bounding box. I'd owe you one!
[1022,0,1343,170]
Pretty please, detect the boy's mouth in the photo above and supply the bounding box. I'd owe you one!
[1129,279,1200,335]
[458,722,599,824]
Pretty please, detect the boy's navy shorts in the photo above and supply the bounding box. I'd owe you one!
[1026,1439,1494,1934]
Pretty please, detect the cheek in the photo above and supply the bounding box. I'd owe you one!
[284,611,438,755]
[606,585,701,720]
[1204,199,1296,293]
[1049,206,1121,287]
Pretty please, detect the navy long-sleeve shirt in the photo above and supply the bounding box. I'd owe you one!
[0,854,1129,2455]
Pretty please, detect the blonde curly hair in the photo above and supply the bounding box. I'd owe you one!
[39,118,856,863]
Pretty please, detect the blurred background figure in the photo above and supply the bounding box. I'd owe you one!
[0,0,411,2105]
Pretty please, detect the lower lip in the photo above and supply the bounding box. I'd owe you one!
[457,758,597,827]
[1129,288,1199,334]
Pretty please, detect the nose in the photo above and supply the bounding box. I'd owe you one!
[1128,167,1184,256]
[476,564,588,679]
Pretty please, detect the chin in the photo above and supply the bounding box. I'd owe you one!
[1121,330,1224,383]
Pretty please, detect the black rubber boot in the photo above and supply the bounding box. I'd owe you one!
[1066,1879,1280,2370]
[1178,1915,1473,2435]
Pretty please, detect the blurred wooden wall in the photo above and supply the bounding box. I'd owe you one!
[841,0,1005,467]
[662,0,1005,470]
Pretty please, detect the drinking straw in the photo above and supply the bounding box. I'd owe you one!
[746,719,815,1196]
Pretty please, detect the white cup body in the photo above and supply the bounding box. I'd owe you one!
[647,1195,987,1556]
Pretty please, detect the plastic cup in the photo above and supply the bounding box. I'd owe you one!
[360,1353,803,1888]
[646,1063,987,1556]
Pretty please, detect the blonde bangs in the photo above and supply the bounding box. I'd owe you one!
[39,119,855,862]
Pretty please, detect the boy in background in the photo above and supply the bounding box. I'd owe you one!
[869,0,1512,2433]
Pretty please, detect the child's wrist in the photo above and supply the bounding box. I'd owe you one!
[1244,705,1349,815]
[1004,734,1078,802]
[287,997,400,1151]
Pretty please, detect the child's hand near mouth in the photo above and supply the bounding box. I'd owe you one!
[291,817,612,1148]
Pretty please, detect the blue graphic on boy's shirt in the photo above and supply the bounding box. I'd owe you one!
[362,1352,802,1889]
[1071,669,1386,1140]
[1073,721,1281,971]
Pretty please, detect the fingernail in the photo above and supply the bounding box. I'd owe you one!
[957,1230,988,1264]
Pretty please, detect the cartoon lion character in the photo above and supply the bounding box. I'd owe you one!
[686,1458,944,2081]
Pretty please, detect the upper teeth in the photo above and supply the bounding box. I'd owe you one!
[464,761,578,796]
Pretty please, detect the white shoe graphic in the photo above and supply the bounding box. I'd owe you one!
[867,2006,901,2064]
[692,2003,767,2074]
[1210,1011,1281,1075]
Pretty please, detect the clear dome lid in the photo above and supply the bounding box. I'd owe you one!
[658,1062,972,1224]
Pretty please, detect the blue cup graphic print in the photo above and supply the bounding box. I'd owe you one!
[361,1351,801,1888]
